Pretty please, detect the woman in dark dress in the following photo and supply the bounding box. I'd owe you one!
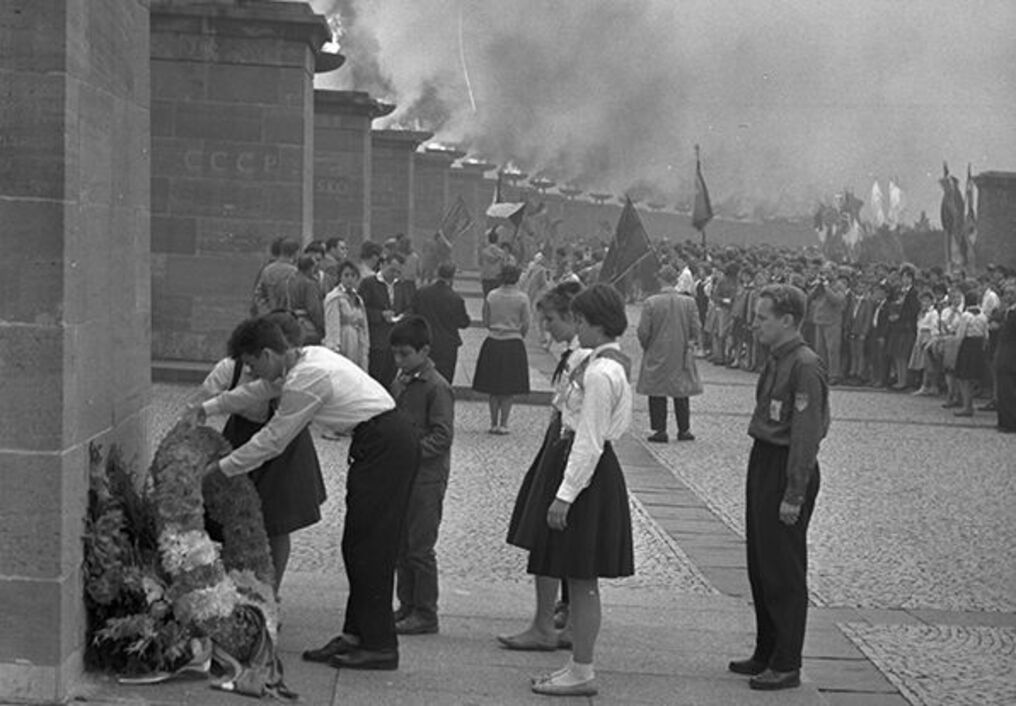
[887,265,920,390]
[197,310,326,591]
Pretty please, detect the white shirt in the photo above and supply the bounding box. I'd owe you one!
[981,288,1000,319]
[553,337,591,420]
[916,308,940,334]
[556,342,633,503]
[202,346,394,476]
[202,357,270,423]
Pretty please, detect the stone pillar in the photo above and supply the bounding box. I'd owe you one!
[313,90,393,251]
[370,129,432,244]
[449,161,496,269]
[0,1,151,701]
[150,0,328,362]
[413,149,460,253]
[972,171,1016,269]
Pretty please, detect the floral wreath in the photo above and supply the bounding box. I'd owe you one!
[84,421,294,699]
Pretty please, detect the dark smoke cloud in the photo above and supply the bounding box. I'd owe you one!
[307,0,1016,223]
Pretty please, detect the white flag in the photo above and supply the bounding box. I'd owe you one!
[870,181,885,227]
[887,179,904,229]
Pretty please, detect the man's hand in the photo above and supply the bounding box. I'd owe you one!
[382,309,395,323]
[779,500,802,525]
[547,499,571,531]
[181,403,207,428]
[203,460,222,478]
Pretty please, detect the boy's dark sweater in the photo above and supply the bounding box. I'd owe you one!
[390,358,454,484]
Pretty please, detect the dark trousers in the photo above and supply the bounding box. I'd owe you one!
[997,368,1016,432]
[396,478,448,622]
[368,346,397,389]
[745,441,820,672]
[648,396,691,434]
[429,344,458,386]
[341,409,420,650]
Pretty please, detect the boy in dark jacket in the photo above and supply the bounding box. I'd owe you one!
[389,315,455,635]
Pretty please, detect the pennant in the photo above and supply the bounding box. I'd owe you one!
[887,178,903,229]
[439,195,473,242]
[965,163,977,246]
[939,163,966,265]
[692,145,714,231]
[486,170,526,225]
[598,197,660,284]
[870,181,885,227]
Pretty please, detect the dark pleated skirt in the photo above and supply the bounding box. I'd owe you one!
[221,414,327,537]
[507,414,564,549]
[511,430,634,580]
[472,337,530,395]
[954,337,986,381]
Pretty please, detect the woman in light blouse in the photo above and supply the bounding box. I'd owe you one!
[522,284,635,697]
[472,264,531,433]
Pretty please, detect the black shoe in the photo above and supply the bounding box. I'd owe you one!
[302,635,357,663]
[395,614,438,635]
[646,431,669,443]
[749,668,801,690]
[728,658,767,676]
[329,647,399,671]
[393,605,411,623]
[677,431,695,442]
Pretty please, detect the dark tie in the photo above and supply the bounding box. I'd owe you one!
[552,349,571,385]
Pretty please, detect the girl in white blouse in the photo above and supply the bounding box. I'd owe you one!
[527,284,635,697]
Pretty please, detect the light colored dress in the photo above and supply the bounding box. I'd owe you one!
[323,286,370,370]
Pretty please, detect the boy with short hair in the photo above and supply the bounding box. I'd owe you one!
[388,315,455,635]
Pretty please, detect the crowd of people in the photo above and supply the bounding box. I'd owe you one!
[516,237,1015,434]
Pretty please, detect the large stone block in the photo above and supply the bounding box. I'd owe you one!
[0,453,63,580]
[151,58,207,102]
[0,325,63,452]
[174,102,264,142]
[0,72,66,200]
[0,578,62,665]
[152,215,198,254]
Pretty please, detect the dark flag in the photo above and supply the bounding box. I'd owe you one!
[439,195,473,242]
[486,171,526,226]
[939,162,966,266]
[965,163,977,248]
[692,144,714,232]
[599,197,660,284]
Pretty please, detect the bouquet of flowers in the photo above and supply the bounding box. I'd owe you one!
[84,421,290,697]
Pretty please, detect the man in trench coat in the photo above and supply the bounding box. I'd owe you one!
[637,265,704,442]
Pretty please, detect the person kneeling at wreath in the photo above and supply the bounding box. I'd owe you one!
[192,317,419,671]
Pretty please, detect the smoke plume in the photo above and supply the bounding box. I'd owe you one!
[308,0,1016,224]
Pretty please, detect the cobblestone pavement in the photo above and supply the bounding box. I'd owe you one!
[149,384,714,594]
[839,622,1016,705]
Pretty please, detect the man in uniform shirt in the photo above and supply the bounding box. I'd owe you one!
[191,317,419,671]
[728,284,829,691]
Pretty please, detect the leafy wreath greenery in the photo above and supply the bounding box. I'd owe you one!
[84,421,289,697]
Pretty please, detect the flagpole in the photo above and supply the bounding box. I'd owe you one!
[608,250,656,286]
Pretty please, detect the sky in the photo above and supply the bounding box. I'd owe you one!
[302,0,1016,225]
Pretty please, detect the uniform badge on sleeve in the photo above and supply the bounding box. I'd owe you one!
[794,392,809,412]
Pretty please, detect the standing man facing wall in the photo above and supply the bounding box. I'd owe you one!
[729,284,828,692]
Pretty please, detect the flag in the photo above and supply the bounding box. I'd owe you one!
[692,145,714,231]
[965,163,977,246]
[870,181,885,227]
[486,171,526,225]
[438,195,473,242]
[939,163,966,266]
[887,178,903,229]
[599,197,660,284]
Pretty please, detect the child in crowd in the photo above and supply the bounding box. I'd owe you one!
[952,291,990,417]
[910,290,941,396]
[389,315,455,635]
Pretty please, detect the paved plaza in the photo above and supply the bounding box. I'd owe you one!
[75,280,1015,706]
